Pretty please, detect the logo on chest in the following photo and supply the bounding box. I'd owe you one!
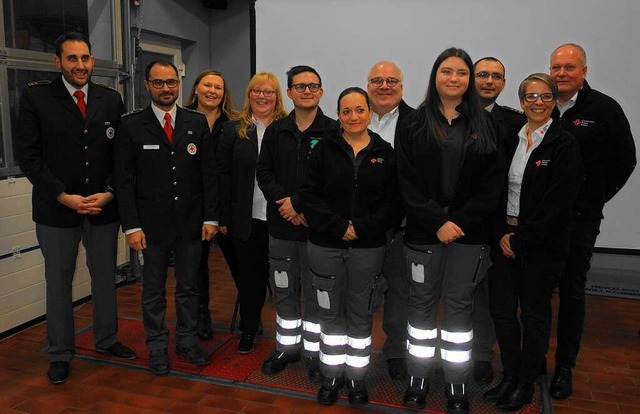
[535,159,550,167]
[572,119,595,127]
[370,157,385,164]
[187,143,197,155]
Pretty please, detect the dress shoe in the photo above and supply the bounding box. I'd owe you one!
[149,349,170,375]
[403,376,429,409]
[347,379,368,406]
[483,375,517,402]
[549,365,573,400]
[196,306,213,340]
[261,350,301,374]
[317,376,344,405]
[445,383,469,414]
[387,357,407,380]
[96,341,137,360]
[496,382,533,411]
[47,361,69,384]
[176,344,211,366]
[473,360,494,383]
[306,356,323,383]
[237,331,256,354]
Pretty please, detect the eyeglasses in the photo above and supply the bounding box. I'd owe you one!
[369,77,401,87]
[475,72,504,81]
[290,83,321,93]
[250,89,276,97]
[523,93,555,103]
[147,79,180,89]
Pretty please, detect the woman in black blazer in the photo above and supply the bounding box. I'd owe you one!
[484,73,582,411]
[216,72,287,353]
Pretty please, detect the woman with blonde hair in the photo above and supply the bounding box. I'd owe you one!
[217,72,287,352]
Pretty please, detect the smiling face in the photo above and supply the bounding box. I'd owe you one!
[367,62,403,116]
[196,74,224,112]
[474,59,506,105]
[550,45,587,103]
[338,92,372,137]
[435,56,470,103]
[249,80,277,120]
[54,40,95,88]
[520,80,555,130]
[287,71,323,110]
[145,63,180,111]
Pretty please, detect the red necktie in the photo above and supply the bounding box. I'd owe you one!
[73,90,86,119]
[163,112,173,144]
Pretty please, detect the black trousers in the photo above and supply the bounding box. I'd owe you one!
[555,219,601,368]
[198,232,240,308]
[232,219,270,333]
[489,251,563,383]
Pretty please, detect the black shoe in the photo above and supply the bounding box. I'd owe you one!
[483,375,517,402]
[473,360,494,383]
[387,357,407,380]
[347,379,368,406]
[496,382,533,411]
[47,361,69,384]
[176,344,211,366]
[196,306,213,340]
[96,341,137,360]
[306,356,323,383]
[403,376,429,409]
[237,331,256,354]
[261,350,301,374]
[317,376,344,405]
[549,365,573,400]
[149,349,170,375]
[445,383,469,414]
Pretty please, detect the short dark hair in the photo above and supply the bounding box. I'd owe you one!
[286,65,321,88]
[54,32,91,58]
[473,56,506,77]
[337,86,370,112]
[145,60,179,80]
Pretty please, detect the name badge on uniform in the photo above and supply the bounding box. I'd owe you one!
[187,130,193,135]
[143,144,160,150]
[187,143,197,155]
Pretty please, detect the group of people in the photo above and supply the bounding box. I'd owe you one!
[16,30,636,414]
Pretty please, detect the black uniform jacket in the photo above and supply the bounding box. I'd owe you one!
[217,120,262,242]
[114,105,216,243]
[300,130,401,249]
[16,77,124,227]
[256,108,338,241]
[493,120,583,261]
[397,108,505,245]
[491,103,526,145]
[552,80,636,220]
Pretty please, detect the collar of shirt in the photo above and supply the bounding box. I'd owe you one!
[518,118,553,147]
[556,89,580,116]
[151,103,177,128]
[484,102,496,113]
[62,76,89,103]
[370,105,399,146]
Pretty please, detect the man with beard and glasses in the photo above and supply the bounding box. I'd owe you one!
[114,60,218,375]
[16,32,136,384]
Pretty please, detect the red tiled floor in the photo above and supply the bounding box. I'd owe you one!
[1,247,640,413]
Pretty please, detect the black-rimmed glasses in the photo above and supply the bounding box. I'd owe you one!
[147,79,180,89]
[369,77,401,87]
[290,83,321,93]
[523,93,554,103]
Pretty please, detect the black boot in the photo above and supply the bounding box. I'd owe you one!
[496,382,534,411]
[445,383,469,414]
[483,374,517,402]
[306,356,323,383]
[403,376,429,409]
[317,376,344,405]
[347,379,368,406]
[196,305,213,340]
[549,365,573,399]
[237,330,256,354]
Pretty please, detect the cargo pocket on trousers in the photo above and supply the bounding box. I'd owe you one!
[471,245,491,286]
[405,245,432,284]
[367,272,388,315]
[311,270,335,310]
[270,256,292,289]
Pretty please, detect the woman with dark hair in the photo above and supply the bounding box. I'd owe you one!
[217,72,287,353]
[396,47,505,414]
[186,69,240,340]
[483,73,582,411]
[300,87,399,406]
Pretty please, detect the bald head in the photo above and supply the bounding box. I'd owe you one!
[367,61,404,116]
[550,43,588,103]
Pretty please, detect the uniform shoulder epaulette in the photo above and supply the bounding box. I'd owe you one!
[502,105,524,114]
[27,80,51,87]
[121,108,143,118]
[95,82,118,92]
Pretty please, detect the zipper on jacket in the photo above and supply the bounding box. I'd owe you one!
[471,246,486,284]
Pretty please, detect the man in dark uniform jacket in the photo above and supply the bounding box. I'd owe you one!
[366,61,417,381]
[472,57,526,384]
[15,32,136,384]
[548,43,636,400]
[114,60,218,375]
